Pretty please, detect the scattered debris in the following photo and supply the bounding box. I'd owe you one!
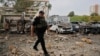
[80,54,84,56]
[86,39,92,44]
[81,38,92,44]
[46,43,52,49]
[9,45,18,54]
[0,36,4,39]
[81,38,87,42]
[5,36,9,40]
[11,48,17,54]
[19,38,25,42]
[75,42,84,47]
[9,45,16,51]
[70,54,76,56]
[70,46,77,50]
[54,35,68,42]
[26,39,33,43]
[0,32,100,56]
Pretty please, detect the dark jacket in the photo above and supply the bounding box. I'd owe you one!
[32,16,47,33]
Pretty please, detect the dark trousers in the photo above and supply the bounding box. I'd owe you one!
[34,27,48,54]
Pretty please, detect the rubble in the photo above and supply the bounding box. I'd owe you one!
[86,39,92,44]
[70,46,77,50]
[9,45,16,51]
[75,42,84,47]
[5,36,9,40]
[9,45,18,54]
[81,38,87,42]
[54,35,69,42]
[46,43,52,49]
[0,36,4,39]
[11,48,17,54]
[70,53,76,56]
[19,38,25,42]
[81,38,92,44]
[0,32,100,56]
[26,39,33,43]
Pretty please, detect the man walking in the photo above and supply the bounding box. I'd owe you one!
[31,11,49,56]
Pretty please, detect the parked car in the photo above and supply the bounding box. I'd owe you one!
[83,22,100,34]
[49,23,73,34]
[71,22,80,32]
[90,22,100,34]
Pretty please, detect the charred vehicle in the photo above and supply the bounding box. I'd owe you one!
[82,22,100,34]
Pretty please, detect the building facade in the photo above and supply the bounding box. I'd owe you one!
[90,4,100,15]
[47,15,70,25]
[0,0,49,22]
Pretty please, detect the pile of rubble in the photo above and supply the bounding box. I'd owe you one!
[0,32,100,56]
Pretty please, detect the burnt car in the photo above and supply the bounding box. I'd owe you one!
[90,22,100,34]
[71,22,80,32]
[83,22,100,34]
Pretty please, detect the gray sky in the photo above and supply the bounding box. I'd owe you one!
[49,0,100,16]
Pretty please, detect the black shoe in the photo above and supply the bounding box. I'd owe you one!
[33,46,38,51]
[44,53,50,56]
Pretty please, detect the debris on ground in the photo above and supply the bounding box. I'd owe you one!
[0,32,100,56]
[5,36,9,40]
[81,38,92,44]
[75,42,84,47]
[26,39,33,43]
[19,38,25,42]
